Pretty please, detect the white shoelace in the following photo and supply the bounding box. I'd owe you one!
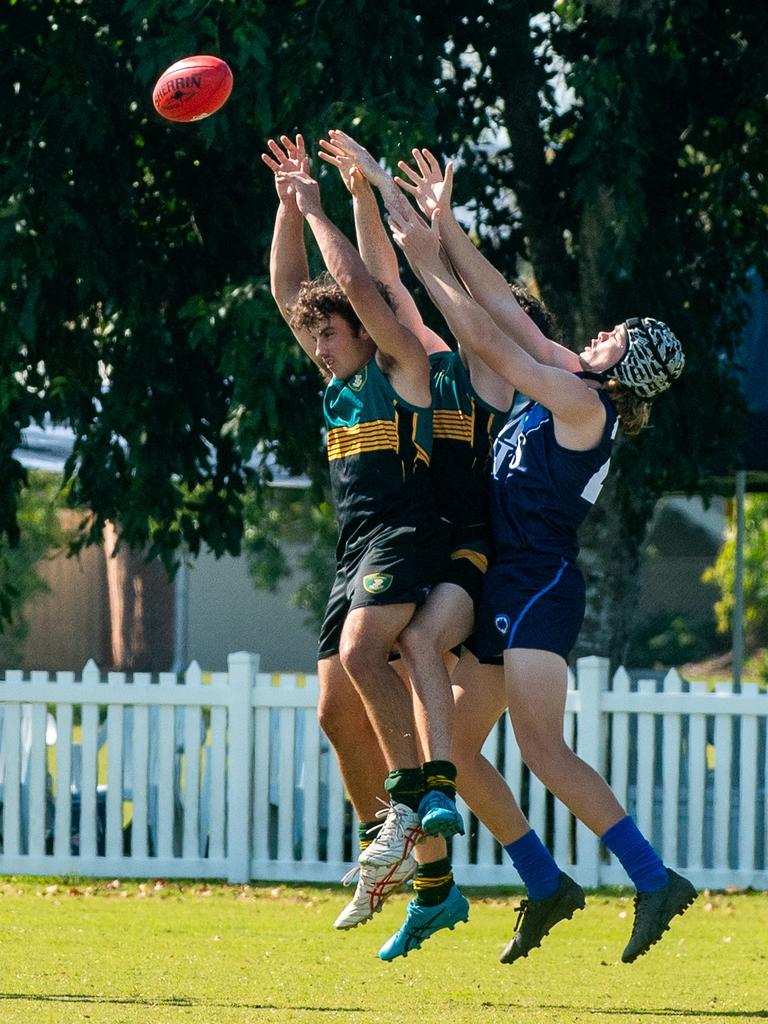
[340,865,360,887]
[368,799,410,845]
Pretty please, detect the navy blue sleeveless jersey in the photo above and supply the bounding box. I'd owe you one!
[489,384,618,563]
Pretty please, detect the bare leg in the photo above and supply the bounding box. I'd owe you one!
[450,651,531,843]
[504,648,625,836]
[317,656,387,822]
[397,583,474,761]
[339,603,422,769]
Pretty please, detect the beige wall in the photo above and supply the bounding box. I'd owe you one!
[15,532,318,675]
[17,515,174,673]
[635,496,725,623]
[186,545,319,673]
[20,542,108,672]
[16,495,723,676]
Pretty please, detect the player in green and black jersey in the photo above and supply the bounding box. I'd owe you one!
[316,132,520,957]
[428,347,510,606]
[318,348,438,659]
[265,135,464,931]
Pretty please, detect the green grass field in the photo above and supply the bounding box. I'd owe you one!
[0,879,765,1024]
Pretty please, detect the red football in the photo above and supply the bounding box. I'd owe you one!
[152,55,233,123]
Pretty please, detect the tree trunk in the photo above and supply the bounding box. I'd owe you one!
[492,5,651,663]
[101,522,175,672]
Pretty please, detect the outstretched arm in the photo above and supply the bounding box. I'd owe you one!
[320,129,413,219]
[388,202,602,433]
[396,150,580,373]
[262,135,320,366]
[319,133,448,355]
[284,167,430,405]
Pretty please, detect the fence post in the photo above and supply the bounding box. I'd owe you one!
[226,652,258,883]
[575,656,609,888]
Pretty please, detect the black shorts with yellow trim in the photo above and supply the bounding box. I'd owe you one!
[440,537,489,613]
[318,522,447,661]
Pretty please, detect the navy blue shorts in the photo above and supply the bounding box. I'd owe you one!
[470,555,585,663]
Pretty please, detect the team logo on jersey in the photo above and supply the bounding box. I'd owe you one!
[348,367,367,392]
[494,614,510,637]
[363,572,393,594]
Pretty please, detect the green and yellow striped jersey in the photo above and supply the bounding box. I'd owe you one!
[429,350,513,535]
[324,357,435,553]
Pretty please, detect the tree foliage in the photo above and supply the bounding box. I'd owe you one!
[703,495,768,651]
[242,485,336,630]
[2,1,767,657]
[0,471,67,664]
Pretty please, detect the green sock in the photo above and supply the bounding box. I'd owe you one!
[422,759,458,800]
[384,768,425,811]
[413,857,454,906]
[358,820,379,852]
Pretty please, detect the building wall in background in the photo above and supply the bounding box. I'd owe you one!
[635,496,725,623]
[13,499,725,676]
[19,539,108,672]
[186,544,318,673]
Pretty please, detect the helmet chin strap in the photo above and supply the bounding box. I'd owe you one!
[579,369,609,385]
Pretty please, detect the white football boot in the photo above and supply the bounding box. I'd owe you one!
[333,852,418,929]
[358,801,423,868]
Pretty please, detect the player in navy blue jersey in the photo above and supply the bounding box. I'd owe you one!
[389,154,695,966]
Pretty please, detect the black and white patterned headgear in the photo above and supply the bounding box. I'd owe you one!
[606,317,685,399]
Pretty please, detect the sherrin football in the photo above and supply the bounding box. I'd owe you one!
[152,55,233,123]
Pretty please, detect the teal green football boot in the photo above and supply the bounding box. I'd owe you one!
[379,884,469,961]
[418,790,465,838]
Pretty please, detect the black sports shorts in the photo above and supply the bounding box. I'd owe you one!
[318,522,446,660]
[440,534,489,613]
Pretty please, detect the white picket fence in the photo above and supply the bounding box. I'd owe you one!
[0,653,766,890]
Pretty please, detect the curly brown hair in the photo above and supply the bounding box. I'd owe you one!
[603,378,651,436]
[287,270,395,336]
[510,283,563,342]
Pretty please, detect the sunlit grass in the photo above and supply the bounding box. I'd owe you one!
[0,878,764,1023]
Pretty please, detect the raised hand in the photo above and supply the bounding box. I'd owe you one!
[395,149,454,221]
[316,136,371,197]
[387,201,441,266]
[261,134,309,201]
[277,168,323,217]
[319,130,389,191]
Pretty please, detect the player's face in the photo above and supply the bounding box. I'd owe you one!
[314,314,374,380]
[578,323,628,373]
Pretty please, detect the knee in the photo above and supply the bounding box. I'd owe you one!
[338,633,365,682]
[450,718,483,768]
[317,663,367,743]
[451,742,478,779]
[338,631,388,685]
[397,621,437,671]
[316,687,342,739]
[518,741,548,780]
[515,729,568,781]
[317,685,368,745]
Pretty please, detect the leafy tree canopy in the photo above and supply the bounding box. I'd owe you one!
[2,1,766,656]
[0,471,67,661]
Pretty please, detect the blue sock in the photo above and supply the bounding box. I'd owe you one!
[601,815,668,893]
[504,829,561,900]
